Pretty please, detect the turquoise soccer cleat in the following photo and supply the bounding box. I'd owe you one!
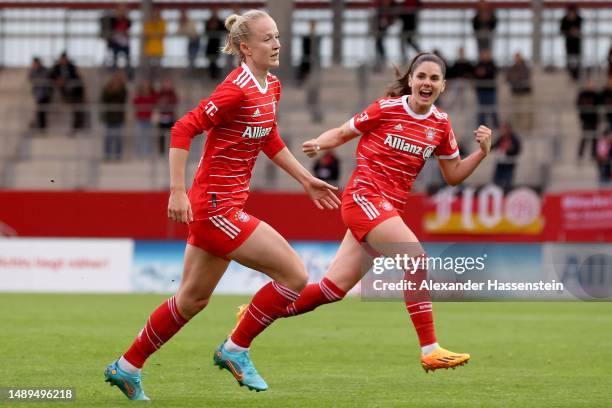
[213,341,268,392]
[104,360,150,401]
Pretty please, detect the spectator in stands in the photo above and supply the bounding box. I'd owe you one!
[143,8,166,80]
[472,0,497,55]
[446,47,474,110]
[492,122,521,190]
[297,21,320,85]
[313,150,340,184]
[600,74,612,129]
[50,52,86,132]
[447,47,474,80]
[28,57,52,130]
[474,48,499,130]
[506,52,533,131]
[373,0,396,71]
[156,77,178,156]
[607,44,612,77]
[177,10,200,71]
[576,75,600,161]
[560,4,582,81]
[100,71,127,161]
[132,80,157,158]
[204,8,225,79]
[100,9,115,65]
[596,128,612,185]
[400,0,420,62]
[109,4,132,72]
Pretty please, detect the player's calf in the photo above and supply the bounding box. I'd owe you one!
[283,277,347,317]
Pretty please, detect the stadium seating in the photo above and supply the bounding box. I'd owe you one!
[0,62,604,192]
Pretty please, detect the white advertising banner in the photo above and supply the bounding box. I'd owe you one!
[0,238,133,292]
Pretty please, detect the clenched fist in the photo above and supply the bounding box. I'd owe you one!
[474,125,492,155]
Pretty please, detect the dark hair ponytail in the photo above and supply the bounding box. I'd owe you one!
[385,52,447,97]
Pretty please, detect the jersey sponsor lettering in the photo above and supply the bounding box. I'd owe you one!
[242,126,273,139]
[384,134,434,159]
[205,101,218,117]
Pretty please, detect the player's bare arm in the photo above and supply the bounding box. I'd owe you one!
[438,125,492,186]
[168,147,193,224]
[271,147,341,210]
[302,121,358,158]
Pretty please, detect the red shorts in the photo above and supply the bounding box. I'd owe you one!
[187,208,260,258]
[341,192,401,242]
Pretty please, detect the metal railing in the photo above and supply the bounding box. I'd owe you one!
[0,5,610,68]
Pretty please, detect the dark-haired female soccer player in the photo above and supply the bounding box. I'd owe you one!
[275,52,491,372]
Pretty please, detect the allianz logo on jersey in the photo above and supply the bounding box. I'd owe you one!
[242,126,273,139]
[384,133,435,159]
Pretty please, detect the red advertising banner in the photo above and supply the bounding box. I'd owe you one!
[423,185,544,235]
[557,191,612,231]
[0,189,610,242]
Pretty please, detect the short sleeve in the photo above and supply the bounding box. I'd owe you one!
[262,82,285,158]
[262,126,286,158]
[200,81,244,127]
[349,100,383,135]
[435,120,460,160]
[170,82,243,150]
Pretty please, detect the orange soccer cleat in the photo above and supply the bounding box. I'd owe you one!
[420,347,470,373]
[230,304,249,335]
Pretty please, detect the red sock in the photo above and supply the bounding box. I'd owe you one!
[123,296,188,368]
[284,278,346,317]
[231,281,299,348]
[403,254,437,347]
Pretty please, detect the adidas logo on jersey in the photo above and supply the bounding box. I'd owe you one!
[393,123,403,131]
[242,126,273,139]
[384,134,435,159]
[252,108,262,118]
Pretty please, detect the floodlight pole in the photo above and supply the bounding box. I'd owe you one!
[331,0,344,65]
[531,0,543,69]
[267,0,294,80]
[140,0,153,75]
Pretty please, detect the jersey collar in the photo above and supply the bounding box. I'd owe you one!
[241,62,269,94]
[402,95,434,120]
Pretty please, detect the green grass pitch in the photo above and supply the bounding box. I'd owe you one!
[1,294,611,407]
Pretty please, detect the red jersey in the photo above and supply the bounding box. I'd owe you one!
[346,95,459,211]
[170,63,285,219]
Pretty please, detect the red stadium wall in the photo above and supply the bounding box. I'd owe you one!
[0,190,610,242]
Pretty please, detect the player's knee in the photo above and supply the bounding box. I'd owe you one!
[283,263,308,292]
[190,296,211,312]
[177,293,211,318]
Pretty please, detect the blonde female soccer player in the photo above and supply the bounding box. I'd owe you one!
[104,10,340,399]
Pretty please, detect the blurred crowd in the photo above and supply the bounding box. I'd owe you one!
[29,51,179,162]
[24,2,612,187]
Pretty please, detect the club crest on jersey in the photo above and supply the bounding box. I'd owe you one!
[242,126,272,139]
[425,128,435,140]
[380,200,393,211]
[235,210,250,223]
[384,134,434,159]
[449,130,458,150]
